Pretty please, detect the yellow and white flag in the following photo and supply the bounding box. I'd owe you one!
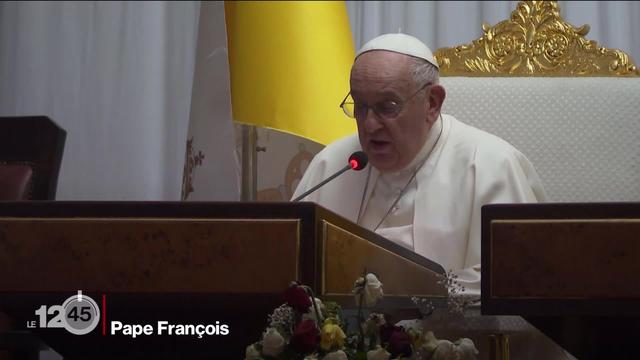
[225,1,357,145]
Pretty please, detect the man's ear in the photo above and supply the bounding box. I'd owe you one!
[427,84,446,121]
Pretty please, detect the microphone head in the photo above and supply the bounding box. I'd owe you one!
[348,151,368,170]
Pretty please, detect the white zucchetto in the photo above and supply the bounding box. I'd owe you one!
[356,33,439,69]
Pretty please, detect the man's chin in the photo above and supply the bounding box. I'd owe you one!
[368,156,401,173]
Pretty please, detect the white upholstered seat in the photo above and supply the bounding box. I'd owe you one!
[435,0,640,203]
[440,77,640,202]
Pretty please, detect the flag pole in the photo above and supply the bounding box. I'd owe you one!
[241,124,258,201]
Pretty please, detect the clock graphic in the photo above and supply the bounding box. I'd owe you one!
[60,293,101,335]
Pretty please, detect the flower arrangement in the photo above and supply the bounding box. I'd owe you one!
[245,274,478,360]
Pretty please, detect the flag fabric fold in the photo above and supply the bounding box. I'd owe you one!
[182,2,240,201]
[225,1,357,145]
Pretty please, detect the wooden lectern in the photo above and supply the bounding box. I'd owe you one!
[482,203,640,360]
[0,201,446,359]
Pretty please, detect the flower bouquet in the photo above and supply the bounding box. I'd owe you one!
[245,274,478,360]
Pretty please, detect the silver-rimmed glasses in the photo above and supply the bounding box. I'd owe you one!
[339,82,431,120]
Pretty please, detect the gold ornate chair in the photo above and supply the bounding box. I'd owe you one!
[429,1,639,359]
[435,0,640,202]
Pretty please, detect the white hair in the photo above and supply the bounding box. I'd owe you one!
[409,57,439,87]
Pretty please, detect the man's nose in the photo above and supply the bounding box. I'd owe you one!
[361,108,383,133]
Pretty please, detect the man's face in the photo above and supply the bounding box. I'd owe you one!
[350,51,435,173]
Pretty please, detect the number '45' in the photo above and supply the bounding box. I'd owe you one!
[68,306,91,321]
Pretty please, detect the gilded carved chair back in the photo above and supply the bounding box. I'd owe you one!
[435,0,639,77]
[434,0,640,202]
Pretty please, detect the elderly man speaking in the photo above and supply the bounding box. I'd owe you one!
[292,33,546,295]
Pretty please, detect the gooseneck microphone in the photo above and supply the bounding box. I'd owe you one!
[293,151,368,202]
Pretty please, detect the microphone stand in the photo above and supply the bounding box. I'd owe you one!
[292,164,352,202]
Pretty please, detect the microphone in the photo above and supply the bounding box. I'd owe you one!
[293,151,368,202]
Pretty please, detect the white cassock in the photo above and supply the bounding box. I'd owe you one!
[292,114,546,295]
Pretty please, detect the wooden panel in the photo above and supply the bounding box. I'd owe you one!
[490,219,640,299]
[321,221,447,298]
[0,217,299,293]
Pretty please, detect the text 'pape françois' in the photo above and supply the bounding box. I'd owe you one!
[110,320,230,338]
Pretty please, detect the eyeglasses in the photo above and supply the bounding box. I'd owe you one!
[339,82,431,120]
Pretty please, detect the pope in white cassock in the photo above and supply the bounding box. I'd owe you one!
[292,33,546,296]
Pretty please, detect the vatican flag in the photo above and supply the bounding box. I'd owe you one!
[182,2,239,201]
[225,1,356,145]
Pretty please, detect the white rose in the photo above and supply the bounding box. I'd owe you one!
[364,273,384,306]
[367,346,391,360]
[355,273,384,307]
[245,343,261,360]
[430,338,478,360]
[323,350,348,360]
[261,328,285,357]
[420,331,439,355]
[432,340,456,360]
[302,297,325,323]
[303,354,319,360]
[454,338,479,360]
[363,313,386,336]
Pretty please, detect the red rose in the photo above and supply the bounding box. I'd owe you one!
[389,328,412,358]
[380,323,402,344]
[284,284,312,312]
[290,319,319,354]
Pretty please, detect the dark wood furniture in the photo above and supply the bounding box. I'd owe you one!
[0,164,33,200]
[0,116,66,200]
[0,201,446,359]
[0,116,67,359]
[482,203,640,360]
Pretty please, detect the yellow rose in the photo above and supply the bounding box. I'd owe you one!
[407,327,424,349]
[320,321,346,351]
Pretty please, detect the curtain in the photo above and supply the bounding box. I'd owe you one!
[0,1,200,200]
[346,1,640,63]
[1,1,637,200]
